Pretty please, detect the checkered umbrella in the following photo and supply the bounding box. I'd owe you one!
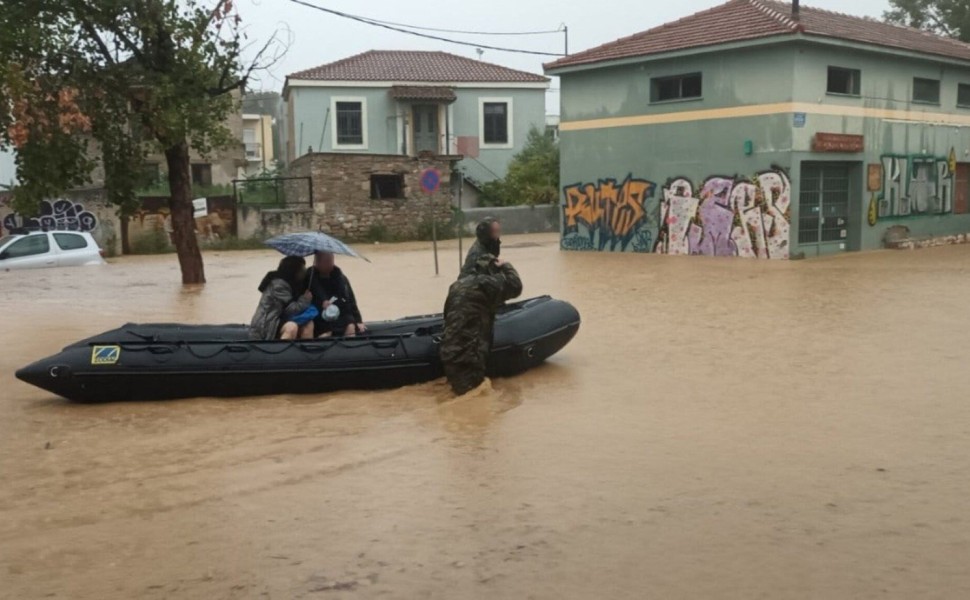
[264,232,370,262]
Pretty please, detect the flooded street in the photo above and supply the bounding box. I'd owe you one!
[3,234,970,599]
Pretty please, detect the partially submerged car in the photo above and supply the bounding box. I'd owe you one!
[0,230,105,270]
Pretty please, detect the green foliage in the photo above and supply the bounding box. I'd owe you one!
[415,216,458,241]
[478,127,559,207]
[129,226,173,255]
[363,223,399,243]
[235,164,287,205]
[137,181,234,198]
[885,0,970,42]
[0,1,282,280]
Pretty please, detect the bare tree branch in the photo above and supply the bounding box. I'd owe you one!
[78,19,117,66]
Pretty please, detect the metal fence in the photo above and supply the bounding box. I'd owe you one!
[232,176,313,208]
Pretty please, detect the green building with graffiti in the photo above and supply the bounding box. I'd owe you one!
[545,0,970,258]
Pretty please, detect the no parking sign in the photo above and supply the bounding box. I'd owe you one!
[420,168,441,194]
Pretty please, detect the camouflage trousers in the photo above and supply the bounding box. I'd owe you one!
[440,331,491,396]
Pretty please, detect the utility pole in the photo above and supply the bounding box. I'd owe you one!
[562,24,569,55]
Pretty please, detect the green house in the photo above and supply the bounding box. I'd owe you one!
[282,50,549,203]
[545,0,970,258]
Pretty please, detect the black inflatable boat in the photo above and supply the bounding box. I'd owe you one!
[16,296,580,402]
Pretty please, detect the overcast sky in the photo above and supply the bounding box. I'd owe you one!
[239,0,891,104]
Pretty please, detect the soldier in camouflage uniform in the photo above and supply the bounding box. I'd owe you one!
[440,253,523,395]
[460,217,501,278]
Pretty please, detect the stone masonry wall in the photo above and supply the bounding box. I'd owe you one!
[287,153,458,241]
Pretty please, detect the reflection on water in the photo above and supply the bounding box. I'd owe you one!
[3,235,970,599]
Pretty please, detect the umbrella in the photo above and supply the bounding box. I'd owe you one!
[265,232,370,262]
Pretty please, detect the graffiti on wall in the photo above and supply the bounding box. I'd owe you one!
[561,176,656,252]
[878,152,954,219]
[654,168,791,259]
[2,199,98,233]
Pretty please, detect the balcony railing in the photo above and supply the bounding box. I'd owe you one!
[245,142,262,161]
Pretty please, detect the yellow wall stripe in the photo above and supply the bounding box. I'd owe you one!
[559,102,970,131]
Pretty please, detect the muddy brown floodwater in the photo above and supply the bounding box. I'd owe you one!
[3,234,970,599]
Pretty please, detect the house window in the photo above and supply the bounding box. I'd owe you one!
[191,163,212,186]
[958,84,970,108]
[370,174,404,199]
[913,77,941,104]
[335,100,364,146]
[651,73,702,102]
[243,128,261,160]
[827,67,860,96]
[482,101,509,145]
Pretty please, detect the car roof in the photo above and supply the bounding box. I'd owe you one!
[5,229,92,237]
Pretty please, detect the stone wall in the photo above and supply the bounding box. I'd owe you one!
[237,205,314,240]
[460,204,558,235]
[885,232,970,250]
[287,152,458,241]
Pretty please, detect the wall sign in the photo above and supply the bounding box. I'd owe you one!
[813,133,864,153]
[867,164,883,192]
[793,113,807,128]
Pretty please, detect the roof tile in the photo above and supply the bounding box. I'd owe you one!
[290,50,549,83]
[545,0,970,70]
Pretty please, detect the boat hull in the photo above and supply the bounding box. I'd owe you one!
[16,297,580,402]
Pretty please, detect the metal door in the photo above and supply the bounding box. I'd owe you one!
[798,163,851,253]
[955,163,970,214]
[412,105,438,154]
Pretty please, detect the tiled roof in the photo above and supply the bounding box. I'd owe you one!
[289,50,549,83]
[545,0,970,71]
[389,85,457,102]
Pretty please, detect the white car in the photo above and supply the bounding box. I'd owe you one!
[0,230,106,270]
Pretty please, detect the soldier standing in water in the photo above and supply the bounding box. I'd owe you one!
[440,253,522,395]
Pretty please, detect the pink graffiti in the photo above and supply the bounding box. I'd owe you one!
[656,169,790,260]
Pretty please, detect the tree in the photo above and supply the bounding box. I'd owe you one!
[0,1,283,283]
[885,0,970,42]
[479,127,560,207]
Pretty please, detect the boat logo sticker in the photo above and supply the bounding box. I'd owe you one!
[91,345,121,365]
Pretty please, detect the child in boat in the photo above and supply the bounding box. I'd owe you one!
[249,256,315,341]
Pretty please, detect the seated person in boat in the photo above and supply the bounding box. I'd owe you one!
[305,251,367,338]
[440,253,522,395]
[249,256,315,341]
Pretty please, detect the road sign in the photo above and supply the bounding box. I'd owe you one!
[420,168,441,194]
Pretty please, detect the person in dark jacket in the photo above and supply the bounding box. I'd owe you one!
[249,256,314,341]
[460,217,501,277]
[305,251,366,338]
[440,253,523,395]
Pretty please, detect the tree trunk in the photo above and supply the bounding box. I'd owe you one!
[120,215,130,255]
[164,141,205,284]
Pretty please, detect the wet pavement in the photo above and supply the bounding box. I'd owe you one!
[2,234,970,599]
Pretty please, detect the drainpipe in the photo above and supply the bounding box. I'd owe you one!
[445,103,451,155]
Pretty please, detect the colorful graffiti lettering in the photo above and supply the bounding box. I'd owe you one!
[2,199,98,233]
[655,168,791,260]
[562,176,656,252]
[879,154,954,218]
